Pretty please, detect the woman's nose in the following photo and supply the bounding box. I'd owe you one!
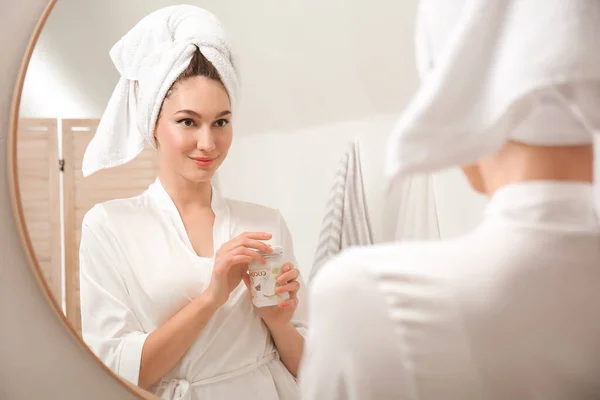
[195,126,216,151]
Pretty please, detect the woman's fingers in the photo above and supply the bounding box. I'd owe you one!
[223,255,253,269]
[233,247,267,265]
[277,266,299,284]
[220,232,272,252]
[275,281,300,295]
[238,238,273,254]
[213,255,252,280]
[219,248,267,269]
[277,298,298,309]
[236,233,273,251]
[242,271,251,289]
[244,231,273,240]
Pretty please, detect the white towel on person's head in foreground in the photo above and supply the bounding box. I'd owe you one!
[386,0,600,187]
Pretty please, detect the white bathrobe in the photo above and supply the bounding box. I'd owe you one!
[300,1,600,398]
[79,179,307,400]
[299,182,600,399]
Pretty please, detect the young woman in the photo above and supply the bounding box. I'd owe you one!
[301,0,600,399]
[79,6,306,400]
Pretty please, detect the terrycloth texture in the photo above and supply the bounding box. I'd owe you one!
[309,139,373,283]
[82,5,239,177]
[386,0,600,183]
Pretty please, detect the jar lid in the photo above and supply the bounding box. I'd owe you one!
[270,245,283,255]
[260,245,283,256]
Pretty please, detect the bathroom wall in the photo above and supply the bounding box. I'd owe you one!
[17,0,459,275]
[219,113,489,274]
[16,0,490,275]
[219,114,397,273]
[18,0,420,133]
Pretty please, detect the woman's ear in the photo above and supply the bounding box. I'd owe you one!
[461,164,486,194]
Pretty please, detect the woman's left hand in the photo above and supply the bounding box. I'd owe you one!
[243,262,300,328]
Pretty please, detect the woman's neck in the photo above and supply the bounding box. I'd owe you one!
[481,142,594,196]
[158,170,213,210]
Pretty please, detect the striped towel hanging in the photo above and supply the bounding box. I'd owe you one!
[309,138,373,283]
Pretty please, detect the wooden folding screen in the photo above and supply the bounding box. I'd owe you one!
[61,118,160,335]
[16,118,62,303]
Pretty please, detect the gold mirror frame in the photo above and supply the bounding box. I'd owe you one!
[7,1,155,398]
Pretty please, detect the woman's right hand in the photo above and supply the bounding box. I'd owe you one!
[205,232,273,307]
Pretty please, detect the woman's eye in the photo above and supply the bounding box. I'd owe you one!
[214,119,229,128]
[178,118,195,127]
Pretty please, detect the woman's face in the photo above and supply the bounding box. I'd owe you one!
[154,76,233,183]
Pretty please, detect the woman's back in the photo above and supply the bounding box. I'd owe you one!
[301,181,600,399]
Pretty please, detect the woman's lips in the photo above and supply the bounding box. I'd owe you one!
[190,157,215,167]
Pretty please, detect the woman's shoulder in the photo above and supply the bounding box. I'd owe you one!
[82,192,153,229]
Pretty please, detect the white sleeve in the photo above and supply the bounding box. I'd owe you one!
[299,252,409,399]
[278,211,308,337]
[79,207,150,386]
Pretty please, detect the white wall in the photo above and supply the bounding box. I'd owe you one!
[19,0,419,134]
[17,0,489,278]
[219,114,396,273]
[219,114,489,274]
[17,0,461,276]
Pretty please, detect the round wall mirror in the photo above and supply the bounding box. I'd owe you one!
[8,0,487,398]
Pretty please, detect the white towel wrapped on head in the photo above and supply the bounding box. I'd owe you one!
[82,5,239,178]
[386,0,600,185]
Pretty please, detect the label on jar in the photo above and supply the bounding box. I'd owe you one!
[249,266,289,308]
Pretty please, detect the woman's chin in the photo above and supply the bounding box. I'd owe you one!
[183,168,215,183]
